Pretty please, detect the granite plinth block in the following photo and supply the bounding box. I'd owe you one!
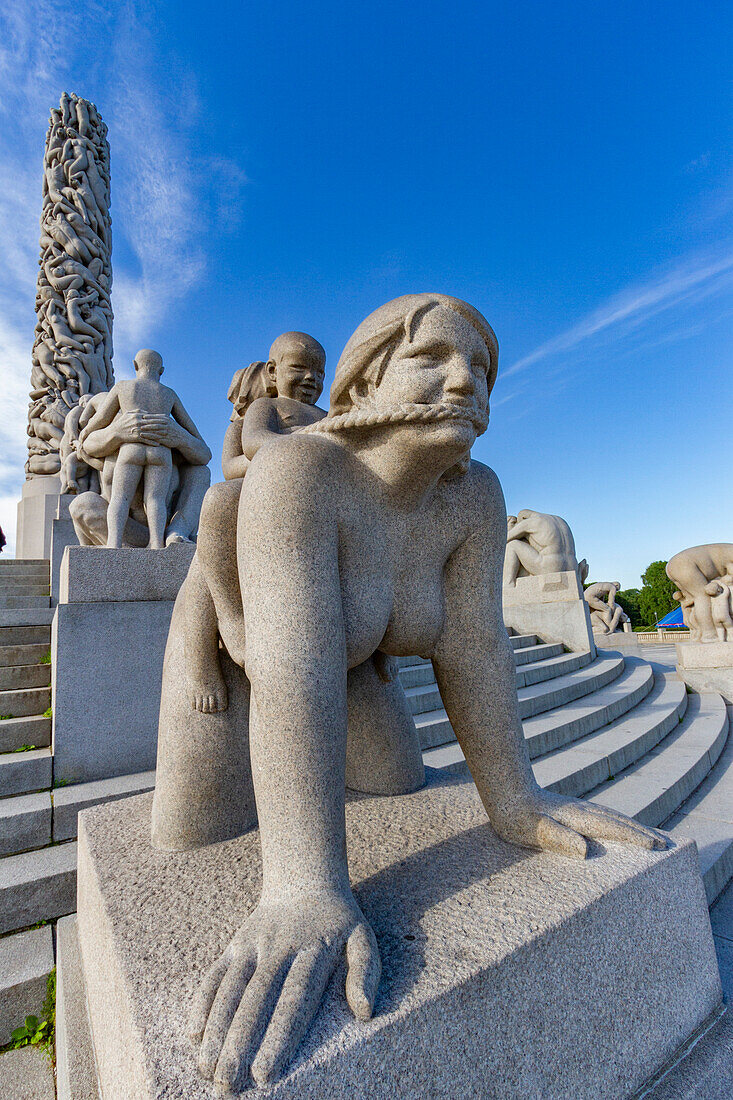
[676,642,733,704]
[60,543,196,603]
[52,547,194,783]
[75,775,721,1100]
[503,570,596,655]
[15,475,61,560]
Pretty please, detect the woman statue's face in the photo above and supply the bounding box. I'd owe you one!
[372,306,490,426]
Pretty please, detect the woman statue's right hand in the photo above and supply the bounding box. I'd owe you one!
[114,411,170,446]
[189,890,381,1090]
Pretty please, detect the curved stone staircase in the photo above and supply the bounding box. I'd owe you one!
[399,631,733,905]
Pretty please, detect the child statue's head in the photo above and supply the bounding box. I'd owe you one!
[266,332,326,405]
[134,349,164,379]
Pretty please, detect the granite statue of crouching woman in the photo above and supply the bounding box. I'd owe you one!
[151,294,664,1091]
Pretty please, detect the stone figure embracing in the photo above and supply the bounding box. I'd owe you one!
[151,294,664,1091]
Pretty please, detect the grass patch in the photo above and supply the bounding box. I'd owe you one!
[1,968,56,1064]
[42,707,52,719]
[11,744,36,753]
[40,649,51,665]
[0,715,12,721]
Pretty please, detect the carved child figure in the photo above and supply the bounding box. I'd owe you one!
[80,349,204,548]
[186,332,327,712]
[704,572,733,642]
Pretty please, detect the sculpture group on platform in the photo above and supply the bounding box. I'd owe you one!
[504,509,588,587]
[668,544,733,643]
[584,580,630,635]
[28,92,113,478]
[149,294,665,1092]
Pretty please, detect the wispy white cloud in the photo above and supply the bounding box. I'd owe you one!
[504,249,733,378]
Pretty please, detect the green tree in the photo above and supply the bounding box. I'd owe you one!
[616,587,642,629]
[638,561,677,628]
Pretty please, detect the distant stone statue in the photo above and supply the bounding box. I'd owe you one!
[667,544,733,643]
[504,508,586,587]
[69,355,211,549]
[151,294,663,1092]
[584,581,629,634]
[77,350,207,548]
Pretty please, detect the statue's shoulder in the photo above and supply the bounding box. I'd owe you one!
[246,431,347,495]
[459,458,504,507]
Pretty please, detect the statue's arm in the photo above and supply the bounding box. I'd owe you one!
[78,389,120,443]
[170,393,206,442]
[432,465,664,858]
[241,398,281,460]
[221,420,249,480]
[506,516,532,541]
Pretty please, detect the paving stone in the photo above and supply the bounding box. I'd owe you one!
[0,924,54,1044]
[0,1046,56,1100]
[0,791,52,856]
[0,841,77,933]
[0,749,52,797]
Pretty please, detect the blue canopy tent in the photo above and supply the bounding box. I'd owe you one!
[656,606,685,628]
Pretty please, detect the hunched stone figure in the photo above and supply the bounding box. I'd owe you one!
[151,295,663,1091]
[504,508,586,587]
[667,544,733,643]
[584,580,630,634]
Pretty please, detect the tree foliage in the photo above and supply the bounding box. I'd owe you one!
[616,588,642,629]
[638,561,677,627]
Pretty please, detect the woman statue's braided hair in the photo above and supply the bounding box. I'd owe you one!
[301,294,498,467]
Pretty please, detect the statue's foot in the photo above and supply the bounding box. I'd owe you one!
[189,892,380,1090]
[191,671,228,713]
[166,531,193,546]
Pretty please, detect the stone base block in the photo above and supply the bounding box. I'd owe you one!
[503,571,596,655]
[52,545,195,783]
[75,775,721,1099]
[15,475,61,560]
[677,642,733,704]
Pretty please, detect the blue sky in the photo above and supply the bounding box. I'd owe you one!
[0,0,730,585]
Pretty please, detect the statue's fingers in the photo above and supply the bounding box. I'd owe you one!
[213,955,290,1091]
[188,953,229,1042]
[250,944,333,1086]
[198,950,256,1079]
[345,921,381,1021]
[557,803,667,850]
[535,814,588,859]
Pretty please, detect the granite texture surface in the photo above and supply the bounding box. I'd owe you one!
[60,543,196,602]
[77,774,721,1099]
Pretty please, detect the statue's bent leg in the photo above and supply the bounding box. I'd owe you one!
[151,575,256,851]
[345,654,425,795]
[197,480,246,667]
[166,463,211,543]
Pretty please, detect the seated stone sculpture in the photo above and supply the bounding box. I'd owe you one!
[151,294,663,1092]
[667,544,733,643]
[584,580,629,634]
[185,333,327,712]
[504,508,585,587]
[78,349,206,548]
[705,576,733,641]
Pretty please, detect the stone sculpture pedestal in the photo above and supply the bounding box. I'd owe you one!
[52,544,195,784]
[15,475,62,560]
[676,642,733,704]
[63,773,722,1099]
[49,494,79,604]
[503,570,596,655]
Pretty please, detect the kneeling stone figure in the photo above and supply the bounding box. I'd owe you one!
[152,294,665,1091]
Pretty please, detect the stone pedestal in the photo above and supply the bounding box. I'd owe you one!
[52,544,195,784]
[676,642,733,704]
[69,774,722,1099]
[503,570,596,655]
[50,495,79,604]
[15,475,61,560]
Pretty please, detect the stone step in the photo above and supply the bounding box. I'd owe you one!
[0,608,54,629]
[0,625,51,647]
[0,925,55,1045]
[665,721,733,905]
[398,642,567,690]
[0,560,48,575]
[418,651,627,755]
[512,641,565,666]
[0,715,51,753]
[0,664,51,691]
[589,692,729,828]
[532,673,688,797]
[0,791,52,856]
[53,769,157,842]
[0,595,51,609]
[405,650,596,718]
[0,748,52,797]
[0,684,51,718]
[0,840,77,934]
[0,583,50,597]
[522,656,656,758]
[0,642,50,667]
[508,633,539,649]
